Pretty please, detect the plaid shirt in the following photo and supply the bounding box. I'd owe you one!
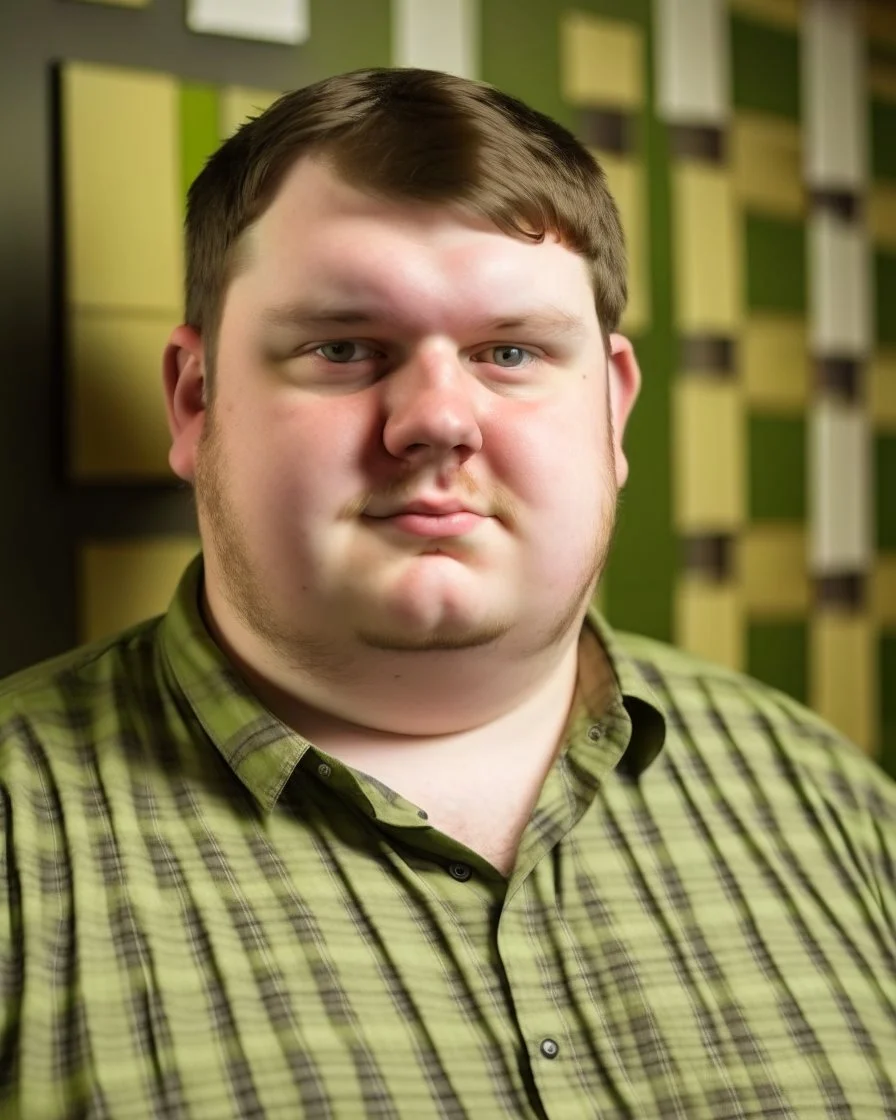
[1,555,894,1118]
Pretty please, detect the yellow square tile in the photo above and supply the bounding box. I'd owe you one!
[870,348,896,429]
[560,11,644,109]
[80,538,200,643]
[728,0,801,29]
[872,553,896,626]
[219,86,282,139]
[870,59,896,102]
[871,182,896,250]
[732,112,804,218]
[70,308,176,479]
[594,153,649,334]
[741,314,809,411]
[676,576,744,671]
[674,377,745,531]
[62,62,182,311]
[811,612,876,753]
[673,164,741,332]
[864,0,896,49]
[741,522,809,616]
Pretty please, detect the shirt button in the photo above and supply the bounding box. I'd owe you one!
[540,1038,560,1059]
[587,724,603,742]
[448,862,472,882]
[317,763,331,779]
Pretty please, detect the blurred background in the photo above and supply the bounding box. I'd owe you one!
[0,0,893,771]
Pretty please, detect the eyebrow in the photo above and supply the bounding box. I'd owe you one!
[260,301,589,339]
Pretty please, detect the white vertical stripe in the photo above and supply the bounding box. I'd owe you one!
[392,0,479,78]
[810,401,871,571]
[802,0,865,189]
[809,210,871,355]
[186,0,309,44]
[653,0,728,124]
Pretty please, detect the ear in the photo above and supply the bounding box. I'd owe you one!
[607,333,641,488]
[163,324,207,483]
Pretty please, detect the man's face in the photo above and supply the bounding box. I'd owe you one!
[168,159,638,669]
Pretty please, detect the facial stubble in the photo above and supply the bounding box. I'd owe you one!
[194,408,619,668]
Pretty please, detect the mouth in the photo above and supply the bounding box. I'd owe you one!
[371,510,486,538]
[362,504,490,542]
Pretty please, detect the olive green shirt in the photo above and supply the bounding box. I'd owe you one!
[1,556,894,1118]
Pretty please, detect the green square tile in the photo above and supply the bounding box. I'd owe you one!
[731,14,800,120]
[749,415,806,521]
[876,434,896,549]
[875,251,896,347]
[180,83,219,202]
[747,620,808,704]
[871,99,896,182]
[879,633,896,780]
[745,214,806,314]
[306,0,391,78]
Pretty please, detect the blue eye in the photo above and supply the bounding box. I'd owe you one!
[316,341,376,363]
[487,346,532,368]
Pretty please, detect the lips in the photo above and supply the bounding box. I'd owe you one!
[364,498,486,538]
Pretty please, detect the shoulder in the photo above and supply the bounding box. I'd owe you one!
[611,627,895,811]
[0,617,165,755]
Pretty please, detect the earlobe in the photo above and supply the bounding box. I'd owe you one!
[163,324,207,483]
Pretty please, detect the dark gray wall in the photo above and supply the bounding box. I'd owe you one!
[0,0,391,676]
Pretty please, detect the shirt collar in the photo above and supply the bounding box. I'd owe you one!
[161,556,668,811]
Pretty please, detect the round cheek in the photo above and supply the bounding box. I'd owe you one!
[487,393,606,510]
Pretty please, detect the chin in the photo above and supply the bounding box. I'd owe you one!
[354,604,513,652]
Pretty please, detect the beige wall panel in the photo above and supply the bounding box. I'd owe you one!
[728,0,801,29]
[870,348,896,429]
[63,63,182,310]
[809,211,871,355]
[810,401,871,572]
[654,0,728,125]
[560,11,644,108]
[676,577,743,671]
[392,0,479,78]
[597,154,650,334]
[219,85,282,138]
[742,523,809,616]
[732,112,803,217]
[804,0,865,190]
[673,164,740,332]
[811,612,876,752]
[870,182,896,251]
[80,538,200,644]
[70,309,176,479]
[741,314,809,410]
[872,553,896,626]
[674,378,745,531]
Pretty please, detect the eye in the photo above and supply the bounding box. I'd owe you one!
[315,341,380,363]
[474,345,535,369]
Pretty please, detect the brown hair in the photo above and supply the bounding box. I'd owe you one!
[185,67,627,377]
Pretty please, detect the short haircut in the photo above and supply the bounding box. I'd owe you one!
[185,67,627,377]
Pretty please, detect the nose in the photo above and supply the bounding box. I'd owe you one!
[381,345,484,466]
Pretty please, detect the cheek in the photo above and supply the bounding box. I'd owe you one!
[220,394,372,517]
[489,394,607,511]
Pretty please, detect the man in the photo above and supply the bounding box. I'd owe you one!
[1,68,894,1119]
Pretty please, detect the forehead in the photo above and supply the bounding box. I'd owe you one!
[231,159,597,328]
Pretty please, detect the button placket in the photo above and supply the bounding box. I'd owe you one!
[447,861,472,882]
